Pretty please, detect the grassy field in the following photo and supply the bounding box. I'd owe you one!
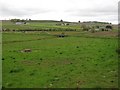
[2,20,119,88]
[2,20,117,31]
[2,20,81,31]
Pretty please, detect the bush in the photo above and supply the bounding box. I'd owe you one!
[76,46,79,48]
[106,25,112,29]
[2,58,5,60]
[6,28,10,31]
[116,48,120,54]
[9,68,24,73]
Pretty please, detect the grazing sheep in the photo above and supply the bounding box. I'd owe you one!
[24,49,31,52]
[21,49,32,53]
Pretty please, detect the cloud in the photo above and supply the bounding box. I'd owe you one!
[0,0,118,23]
[63,4,118,23]
[65,5,117,17]
[0,3,52,17]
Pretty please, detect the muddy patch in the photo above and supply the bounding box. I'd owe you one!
[55,59,73,65]
[21,60,36,66]
[91,31,117,37]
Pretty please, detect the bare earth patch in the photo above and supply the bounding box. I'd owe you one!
[91,31,118,37]
[55,59,72,65]
[21,60,36,66]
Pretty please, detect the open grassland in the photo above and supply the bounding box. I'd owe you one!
[2,20,118,32]
[2,31,118,88]
[2,20,81,31]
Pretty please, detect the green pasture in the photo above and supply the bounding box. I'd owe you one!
[2,32,118,88]
[2,20,81,31]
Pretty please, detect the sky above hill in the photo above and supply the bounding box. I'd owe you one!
[0,0,119,24]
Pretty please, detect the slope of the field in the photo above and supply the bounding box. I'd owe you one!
[2,32,118,88]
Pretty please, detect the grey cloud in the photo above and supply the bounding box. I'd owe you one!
[0,4,52,17]
[65,5,117,17]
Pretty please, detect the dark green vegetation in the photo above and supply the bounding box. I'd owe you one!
[2,20,118,88]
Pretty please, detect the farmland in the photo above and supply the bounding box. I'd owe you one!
[2,20,81,31]
[2,20,118,88]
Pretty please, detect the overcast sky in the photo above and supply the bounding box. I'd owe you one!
[0,0,119,24]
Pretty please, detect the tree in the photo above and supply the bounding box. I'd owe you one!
[78,21,81,23]
[29,19,31,21]
[10,19,20,23]
[60,19,63,22]
[106,25,112,29]
[21,19,25,22]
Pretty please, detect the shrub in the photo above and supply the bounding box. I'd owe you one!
[60,52,62,54]
[6,28,10,31]
[116,48,120,54]
[12,57,15,59]
[38,63,40,65]
[76,46,79,48]
[110,80,114,83]
[14,61,16,63]
[29,72,35,76]
[2,58,5,60]
[40,58,43,60]
[106,25,112,29]
[9,68,24,73]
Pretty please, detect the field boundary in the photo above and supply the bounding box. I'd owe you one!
[0,20,2,89]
